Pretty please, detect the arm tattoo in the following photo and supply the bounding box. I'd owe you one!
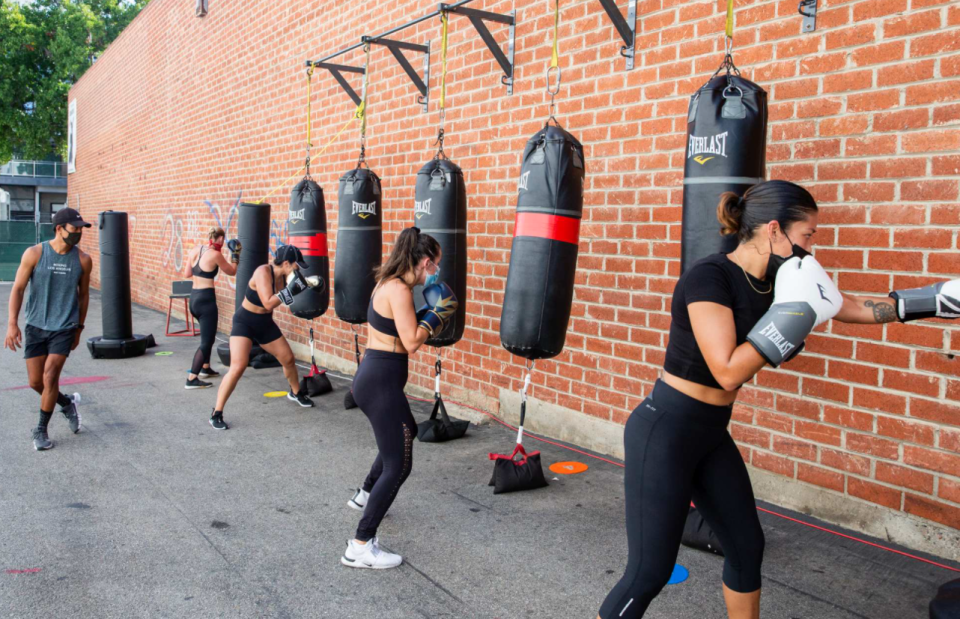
[865,300,897,323]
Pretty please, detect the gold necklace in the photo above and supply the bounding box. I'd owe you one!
[731,249,772,295]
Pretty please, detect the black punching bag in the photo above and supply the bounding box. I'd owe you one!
[217,202,270,366]
[414,158,467,346]
[681,73,767,273]
[288,179,330,319]
[335,167,382,324]
[500,125,585,360]
[100,211,133,340]
[86,211,152,359]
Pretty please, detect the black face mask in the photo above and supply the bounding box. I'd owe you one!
[62,230,82,247]
[766,233,810,281]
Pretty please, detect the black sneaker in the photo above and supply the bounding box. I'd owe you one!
[288,389,314,408]
[209,412,229,430]
[198,368,220,379]
[186,377,213,390]
[32,427,54,451]
[61,392,82,433]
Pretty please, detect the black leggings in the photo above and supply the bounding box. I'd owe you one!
[353,349,415,542]
[600,380,765,619]
[189,288,218,375]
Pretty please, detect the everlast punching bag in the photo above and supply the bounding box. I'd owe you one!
[500,125,585,360]
[217,202,270,366]
[335,168,382,323]
[288,178,329,319]
[414,158,467,346]
[681,73,767,273]
[87,210,152,359]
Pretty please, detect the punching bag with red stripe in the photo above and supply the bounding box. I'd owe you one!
[500,125,585,360]
[288,178,329,319]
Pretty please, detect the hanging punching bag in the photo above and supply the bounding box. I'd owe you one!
[288,179,329,319]
[681,73,767,273]
[500,125,585,360]
[413,158,467,346]
[334,167,382,324]
[217,202,270,367]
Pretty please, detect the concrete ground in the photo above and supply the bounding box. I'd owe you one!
[1,285,957,619]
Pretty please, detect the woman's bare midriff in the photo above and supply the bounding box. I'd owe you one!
[366,325,409,354]
[662,371,739,407]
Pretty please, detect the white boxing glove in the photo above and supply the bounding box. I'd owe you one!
[747,255,843,366]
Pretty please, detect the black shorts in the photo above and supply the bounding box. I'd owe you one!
[24,325,77,359]
[230,306,283,345]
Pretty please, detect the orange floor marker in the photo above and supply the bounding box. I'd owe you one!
[549,461,588,475]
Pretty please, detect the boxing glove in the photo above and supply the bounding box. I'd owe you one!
[226,239,242,264]
[278,270,318,306]
[889,279,960,322]
[747,255,843,367]
[417,282,459,337]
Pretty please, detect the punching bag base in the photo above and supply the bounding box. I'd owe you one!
[86,334,152,360]
[216,342,264,368]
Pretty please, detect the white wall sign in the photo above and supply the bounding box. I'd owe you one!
[67,99,77,174]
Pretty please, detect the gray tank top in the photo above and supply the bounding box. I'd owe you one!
[25,242,82,331]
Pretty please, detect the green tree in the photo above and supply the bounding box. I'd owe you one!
[0,0,149,164]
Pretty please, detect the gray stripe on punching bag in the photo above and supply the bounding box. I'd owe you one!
[338,226,382,232]
[419,228,467,234]
[515,206,584,217]
[683,176,765,185]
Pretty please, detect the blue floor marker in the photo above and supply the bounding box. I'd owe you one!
[667,563,689,585]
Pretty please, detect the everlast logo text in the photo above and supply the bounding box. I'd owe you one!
[687,131,729,160]
[414,198,431,219]
[517,171,531,191]
[289,208,305,222]
[758,322,795,357]
[352,201,377,220]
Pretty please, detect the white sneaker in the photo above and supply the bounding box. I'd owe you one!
[341,538,402,570]
[348,488,369,511]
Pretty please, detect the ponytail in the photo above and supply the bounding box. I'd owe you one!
[375,227,440,284]
[716,180,818,243]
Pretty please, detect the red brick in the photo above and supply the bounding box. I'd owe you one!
[815,248,864,269]
[796,98,843,119]
[795,139,842,159]
[903,445,960,476]
[846,134,898,157]
[866,250,923,272]
[798,463,845,492]
[855,342,911,368]
[872,109,930,133]
[883,9,942,38]
[876,416,935,445]
[848,477,902,509]
[838,227,888,248]
[774,436,818,461]
[893,228,952,249]
[886,323,945,349]
[933,155,960,176]
[853,388,907,415]
[910,399,960,427]
[828,361,879,386]
[847,432,900,459]
[940,478,960,504]
[821,447,871,475]
[822,70,874,94]
[877,60,936,86]
[731,424,772,449]
[868,204,926,225]
[823,405,875,431]
[883,370,941,397]
[847,89,901,112]
[875,462,934,494]
[825,24,876,50]
[756,410,794,433]
[929,253,960,275]
[775,395,821,421]
[904,494,960,529]
[907,80,960,106]
[916,351,960,378]
[902,129,960,153]
[796,420,843,446]
[752,450,796,478]
[911,30,960,57]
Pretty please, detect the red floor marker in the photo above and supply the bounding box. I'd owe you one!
[5,568,42,575]
[4,376,109,391]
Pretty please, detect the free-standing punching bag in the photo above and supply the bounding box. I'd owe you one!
[216,201,271,367]
[87,210,153,358]
[287,178,332,395]
[412,156,470,443]
[681,71,767,273]
[500,124,585,360]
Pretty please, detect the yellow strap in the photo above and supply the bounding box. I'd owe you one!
[725,0,734,39]
[306,67,314,148]
[255,106,361,205]
[360,44,371,137]
[439,12,449,110]
[550,0,560,69]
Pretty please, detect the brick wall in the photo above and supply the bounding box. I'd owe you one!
[69,0,960,533]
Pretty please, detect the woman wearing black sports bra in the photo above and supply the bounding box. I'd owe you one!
[209,244,319,430]
[341,227,458,570]
[181,228,239,390]
[598,181,924,619]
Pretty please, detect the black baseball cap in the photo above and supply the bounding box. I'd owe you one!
[276,244,308,268]
[52,208,91,228]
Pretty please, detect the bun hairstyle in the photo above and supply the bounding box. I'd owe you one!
[375,226,441,284]
[716,180,818,243]
[207,227,226,242]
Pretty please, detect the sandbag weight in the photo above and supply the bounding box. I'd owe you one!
[288,179,330,320]
[413,158,467,346]
[681,74,767,273]
[500,125,585,360]
[335,168,382,324]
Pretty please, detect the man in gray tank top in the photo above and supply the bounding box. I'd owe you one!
[5,208,93,451]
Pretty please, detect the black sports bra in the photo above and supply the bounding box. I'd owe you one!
[367,289,400,337]
[244,266,275,308]
[192,246,219,279]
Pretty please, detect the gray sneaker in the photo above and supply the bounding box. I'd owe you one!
[32,427,53,451]
[185,377,213,390]
[61,392,82,433]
